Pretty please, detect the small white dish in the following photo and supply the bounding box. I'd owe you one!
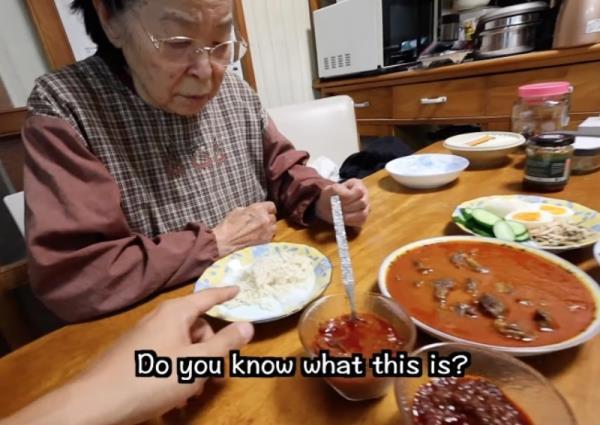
[385,154,469,189]
[594,241,600,267]
[443,131,526,166]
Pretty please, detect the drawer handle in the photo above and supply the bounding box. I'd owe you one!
[354,101,371,109]
[420,96,447,105]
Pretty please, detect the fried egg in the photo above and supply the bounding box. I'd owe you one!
[506,209,554,230]
[537,204,574,223]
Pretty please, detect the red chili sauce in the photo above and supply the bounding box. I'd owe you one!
[312,312,406,357]
[413,376,534,425]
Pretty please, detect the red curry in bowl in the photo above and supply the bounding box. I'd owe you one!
[385,241,595,347]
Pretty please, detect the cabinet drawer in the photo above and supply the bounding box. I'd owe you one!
[486,62,600,116]
[392,77,487,119]
[344,88,392,119]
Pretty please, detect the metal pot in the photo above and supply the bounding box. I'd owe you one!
[474,1,549,59]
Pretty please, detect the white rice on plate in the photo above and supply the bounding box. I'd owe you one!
[216,251,316,318]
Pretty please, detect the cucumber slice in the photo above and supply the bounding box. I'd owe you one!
[464,219,495,237]
[453,215,468,227]
[460,208,474,221]
[515,232,530,242]
[471,226,495,238]
[471,209,502,229]
[506,220,528,237]
[493,220,516,242]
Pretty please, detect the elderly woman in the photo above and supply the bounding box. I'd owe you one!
[23,0,370,322]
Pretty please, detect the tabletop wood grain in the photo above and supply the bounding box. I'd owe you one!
[1,142,599,424]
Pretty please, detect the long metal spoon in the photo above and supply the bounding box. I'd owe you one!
[330,195,358,320]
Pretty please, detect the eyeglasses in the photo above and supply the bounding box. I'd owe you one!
[145,31,248,66]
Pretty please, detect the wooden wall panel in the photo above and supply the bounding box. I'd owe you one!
[24,0,75,70]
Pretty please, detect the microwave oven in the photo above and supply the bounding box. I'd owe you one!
[313,0,437,79]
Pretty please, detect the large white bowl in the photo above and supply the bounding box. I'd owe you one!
[443,131,526,166]
[385,154,469,189]
[378,235,600,356]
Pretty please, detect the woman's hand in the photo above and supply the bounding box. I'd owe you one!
[0,287,253,425]
[314,179,370,228]
[213,202,277,257]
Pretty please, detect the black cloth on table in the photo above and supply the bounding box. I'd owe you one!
[339,137,414,180]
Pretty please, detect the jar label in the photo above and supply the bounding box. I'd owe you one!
[524,157,571,183]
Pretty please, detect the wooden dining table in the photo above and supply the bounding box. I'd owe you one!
[1,142,599,424]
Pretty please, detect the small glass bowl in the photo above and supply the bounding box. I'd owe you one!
[298,292,416,401]
[395,342,577,424]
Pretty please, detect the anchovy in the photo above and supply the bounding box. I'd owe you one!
[464,256,490,274]
[449,250,490,274]
[414,260,434,275]
[434,278,455,305]
[450,251,467,269]
[534,309,556,332]
[454,303,479,318]
[494,318,536,342]
[478,293,507,318]
[465,278,479,296]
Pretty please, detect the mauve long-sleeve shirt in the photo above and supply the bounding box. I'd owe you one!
[24,55,330,322]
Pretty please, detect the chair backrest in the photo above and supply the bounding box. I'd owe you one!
[3,192,24,237]
[267,95,359,166]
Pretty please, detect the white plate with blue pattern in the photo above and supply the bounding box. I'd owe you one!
[194,242,332,323]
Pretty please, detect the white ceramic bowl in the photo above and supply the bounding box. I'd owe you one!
[378,236,600,356]
[385,154,469,189]
[594,241,600,266]
[443,131,526,166]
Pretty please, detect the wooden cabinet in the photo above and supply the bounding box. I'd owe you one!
[392,77,487,119]
[315,44,600,136]
[345,88,392,119]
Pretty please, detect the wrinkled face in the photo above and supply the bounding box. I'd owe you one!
[114,0,234,115]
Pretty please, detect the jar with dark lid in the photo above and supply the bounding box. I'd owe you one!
[523,133,574,192]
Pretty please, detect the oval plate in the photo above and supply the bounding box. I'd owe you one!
[452,195,600,252]
[194,242,332,323]
[443,131,525,151]
[378,236,600,356]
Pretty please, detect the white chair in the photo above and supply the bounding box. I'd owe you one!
[3,192,24,237]
[267,95,359,168]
